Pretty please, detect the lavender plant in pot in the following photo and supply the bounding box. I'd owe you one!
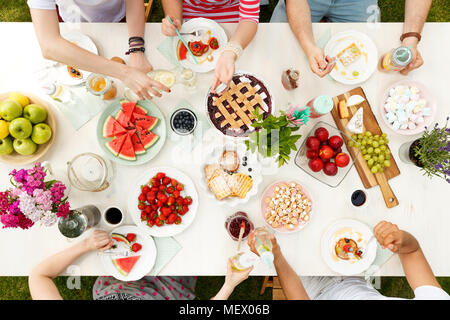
[399,117,450,183]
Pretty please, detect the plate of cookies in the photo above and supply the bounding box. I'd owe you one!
[261,180,313,233]
[201,142,262,206]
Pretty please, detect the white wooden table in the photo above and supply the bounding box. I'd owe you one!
[0,22,449,277]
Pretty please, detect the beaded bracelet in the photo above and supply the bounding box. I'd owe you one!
[222,41,243,60]
[129,36,145,44]
[125,47,145,55]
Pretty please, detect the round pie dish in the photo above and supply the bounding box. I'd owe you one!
[204,71,274,138]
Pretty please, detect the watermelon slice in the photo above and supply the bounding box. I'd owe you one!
[177,41,187,61]
[115,110,135,129]
[112,255,141,276]
[118,134,136,161]
[121,101,136,120]
[131,133,146,155]
[133,113,158,131]
[103,116,127,138]
[137,126,159,149]
[105,134,127,157]
[111,233,130,245]
[135,105,148,115]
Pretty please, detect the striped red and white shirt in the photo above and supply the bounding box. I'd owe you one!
[182,0,260,23]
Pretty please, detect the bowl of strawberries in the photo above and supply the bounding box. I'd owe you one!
[295,122,358,188]
[128,167,199,237]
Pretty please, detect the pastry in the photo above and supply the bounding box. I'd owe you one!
[219,150,240,172]
[204,164,221,181]
[207,170,232,200]
[335,238,363,260]
[67,66,82,79]
[229,173,253,198]
[337,43,362,66]
[207,73,272,137]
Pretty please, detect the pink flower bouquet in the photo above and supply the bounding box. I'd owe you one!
[0,162,70,229]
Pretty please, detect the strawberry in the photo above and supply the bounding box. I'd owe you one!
[151,204,158,211]
[138,193,146,202]
[176,183,184,191]
[156,172,166,180]
[158,214,167,221]
[159,185,166,191]
[161,207,171,217]
[150,186,159,193]
[146,192,156,203]
[166,186,174,194]
[173,190,180,199]
[151,178,160,187]
[126,233,136,242]
[147,220,154,227]
[140,211,147,221]
[185,196,193,205]
[175,216,182,224]
[144,205,151,214]
[167,196,175,206]
[131,243,142,252]
[162,177,171,185]
[167,213,177,224]
[179,205,189,215]
[156,200,163,207]
[138,203,145,210]
[157,193,168,203]
[141,185,150,194]
[176,197,183,205]
[171,179,178,187]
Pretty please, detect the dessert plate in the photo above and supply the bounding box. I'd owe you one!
[128,166,198,237]
[321,219,377,276]
[96,99,166,166]
[201,142,262,207]
[100,225,157,281]
[260,180,313,234]
[324,30,378,85]
[174,18,227,73]
[380,79,436,135]
[55,31,98,86]
[205,71,274,138]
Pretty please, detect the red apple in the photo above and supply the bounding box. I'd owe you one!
[315,127,329,142]
[328,135,344,150]
[306,149,319,159]
[319,145,334,161]
[335,152,350,167]
[323,162,338,176]
[306,136,320,150]
[308,158,323,172]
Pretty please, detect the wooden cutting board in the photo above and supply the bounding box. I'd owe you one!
[330,87,400,208]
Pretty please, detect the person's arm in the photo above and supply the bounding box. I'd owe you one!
[374,221,440,291]
[211,259,253,300]
[285,0,334,78]
[161,0,183,36]
[248,231,310,300]
[399,0,432,75]
[125,0,153,73]
[29,230,114,300]
[29,9,169,101]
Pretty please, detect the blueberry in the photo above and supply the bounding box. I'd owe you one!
[243,156,248,161]
[345,238,349,243]
[243,162,247,166]
[248,168,252,172]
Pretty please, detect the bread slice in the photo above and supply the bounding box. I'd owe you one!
[229,173,253,198]
[208,170,232,200]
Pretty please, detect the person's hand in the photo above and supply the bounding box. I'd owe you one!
[224,259,253,289]
[306,45,335,78]
[84,230,114,252]
[128,51,153,73]
[121,66,170,100]
[247,230,281,258]
[161,16,182,37]
[400,38,423,75]
[374,221,419,254]
[211,50,236,93]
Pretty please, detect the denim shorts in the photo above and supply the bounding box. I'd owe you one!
[270,0,380,23]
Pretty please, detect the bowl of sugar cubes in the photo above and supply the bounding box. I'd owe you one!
[380,80,435,135]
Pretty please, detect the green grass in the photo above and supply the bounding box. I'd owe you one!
[2,0,449,22]
[0,0,449,301]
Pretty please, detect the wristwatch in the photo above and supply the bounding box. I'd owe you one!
[400,32,421,42]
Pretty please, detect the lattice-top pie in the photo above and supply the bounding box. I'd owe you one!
[207,73,272,137]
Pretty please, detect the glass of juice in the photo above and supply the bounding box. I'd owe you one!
[225,211,254,241]
[86,73,117,100]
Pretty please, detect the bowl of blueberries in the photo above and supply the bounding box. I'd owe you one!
[170,108,198,136]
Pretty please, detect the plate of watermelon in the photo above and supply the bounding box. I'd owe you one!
[97,99,166,165]
[128,166,199,237]
[100,225,157,281]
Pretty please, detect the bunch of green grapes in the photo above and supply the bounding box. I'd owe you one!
[348,131,391,174]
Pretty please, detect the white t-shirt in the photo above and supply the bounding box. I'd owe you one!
[27,0,125,22]
[300,277,450,300]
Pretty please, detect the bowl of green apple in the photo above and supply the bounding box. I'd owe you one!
[0,92,56,165]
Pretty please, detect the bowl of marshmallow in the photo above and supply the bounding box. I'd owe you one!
[380,79,436,135]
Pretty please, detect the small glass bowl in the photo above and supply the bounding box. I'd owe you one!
[294,121,359,188]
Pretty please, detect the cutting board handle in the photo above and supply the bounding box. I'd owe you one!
[375,173,399,208]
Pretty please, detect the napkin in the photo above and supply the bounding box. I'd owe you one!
[364,242,394,279]
[158,37,182,68]
[149,237,182,276]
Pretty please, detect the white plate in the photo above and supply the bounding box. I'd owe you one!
[200,142,262,207]
[128,167,199,237]
[55,31,98,86]
[100,225,157,281]
[324,30,378,85]
[174,18,227,73]
[321,219,377,276]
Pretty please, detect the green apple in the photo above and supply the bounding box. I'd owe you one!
[31,123,52,145]
[24,104,47,124]
[13,138,37,155]
[0,100,22,121]
[0,136,14,155]
[9,118,32,139]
